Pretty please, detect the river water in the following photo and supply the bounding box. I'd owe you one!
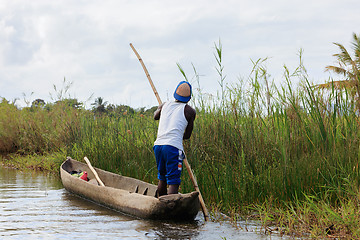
[0,165,285,240]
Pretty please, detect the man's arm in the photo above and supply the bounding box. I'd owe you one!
[183,104,196,139]
[154,103,164,120]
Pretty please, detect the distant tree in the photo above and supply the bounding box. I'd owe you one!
[106,104,115,113]
[57,98,83,109]
[91,97,108,115]
[44,98,83,111]
[136,107,146,113]
[64,98,83,109]
[143,106,158,116]
[105,104,116,117]
[319,33,360,101]
[31,99,46,108]
[116,104,135,115]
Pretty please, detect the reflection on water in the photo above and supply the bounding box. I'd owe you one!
[0,165,283,239]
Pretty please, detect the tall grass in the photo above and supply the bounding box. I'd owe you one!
[0,98,81,155]
[181,47,360,211]
[69,113,159,183]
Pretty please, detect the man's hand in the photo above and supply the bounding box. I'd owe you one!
[154,103,164,120]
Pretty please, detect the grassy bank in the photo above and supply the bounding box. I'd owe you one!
[2,47,360,238]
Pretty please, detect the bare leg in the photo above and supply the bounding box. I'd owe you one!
[157,180,167,197]
[168,184,179,194]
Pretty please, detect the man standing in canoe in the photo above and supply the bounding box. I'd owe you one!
[153,81,196,196]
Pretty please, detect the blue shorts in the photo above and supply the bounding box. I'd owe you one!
[153,145,184,185]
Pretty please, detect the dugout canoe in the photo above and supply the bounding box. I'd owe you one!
[60,157,200,221]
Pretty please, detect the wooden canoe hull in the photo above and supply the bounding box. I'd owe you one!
[60,157,200,221]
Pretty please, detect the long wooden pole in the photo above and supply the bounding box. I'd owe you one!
[129,43,162,105]
[130,43,209,221]
[183,156,210,221]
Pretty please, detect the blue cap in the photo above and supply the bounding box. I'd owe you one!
[174,81,192,102]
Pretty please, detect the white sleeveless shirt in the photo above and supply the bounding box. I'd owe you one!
[154,101,188,151]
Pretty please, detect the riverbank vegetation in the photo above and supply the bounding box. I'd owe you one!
[1,33,360,238]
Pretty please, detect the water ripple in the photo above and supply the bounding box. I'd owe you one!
[0,166,283,239]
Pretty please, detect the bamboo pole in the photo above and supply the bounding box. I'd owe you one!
[130,43,209,221]
[84,156,105,187]
[129,43,162,105]
[183,157,210,221]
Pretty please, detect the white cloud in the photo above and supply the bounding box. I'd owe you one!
[0,0,359,108]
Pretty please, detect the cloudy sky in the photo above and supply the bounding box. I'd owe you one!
[0,0,359,109]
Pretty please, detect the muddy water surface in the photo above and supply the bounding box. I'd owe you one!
[0,165,284,239]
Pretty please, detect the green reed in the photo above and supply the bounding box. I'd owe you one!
[176,47,360,213]
[0,99,81,155]
[68,113,159,183]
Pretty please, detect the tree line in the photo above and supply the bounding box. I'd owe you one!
[25,96,158,117]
